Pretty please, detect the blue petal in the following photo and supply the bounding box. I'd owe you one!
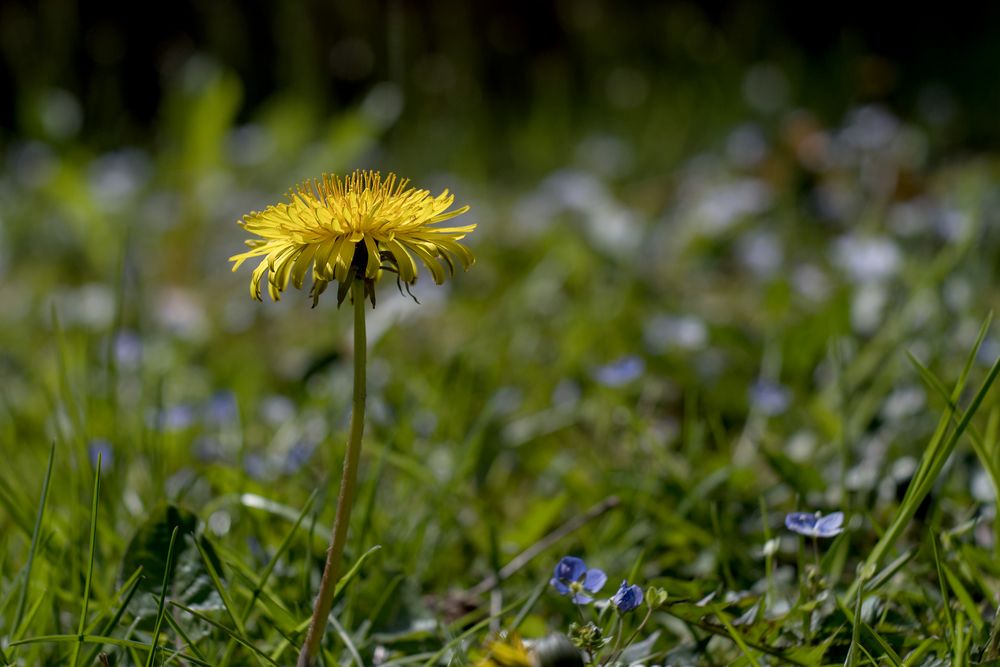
[784,512,818,535]
[612,581,644,613]
[550,577,570,594]
[815,512,845,537]
[583,568,607,593]
[572,592,594,604]
[554,556,587,582]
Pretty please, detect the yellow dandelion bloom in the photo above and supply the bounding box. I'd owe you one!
[474,633,535,667]
[229,170,475,307]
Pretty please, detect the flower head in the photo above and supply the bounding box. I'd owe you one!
[611,580,643,613]
[474,632,533,667]
[230,170,475,307]
[550,556,607,604]
[785,511,844,538]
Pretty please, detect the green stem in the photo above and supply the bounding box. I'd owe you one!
[604,607,653,666]
[297,280,367,667]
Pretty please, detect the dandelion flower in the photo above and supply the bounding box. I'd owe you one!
[230,170,475,307]
[474,633,534,667]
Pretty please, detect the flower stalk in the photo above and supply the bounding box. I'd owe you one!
[297,278,367,667]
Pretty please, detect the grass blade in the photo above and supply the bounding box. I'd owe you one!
[81,566,144,667]
[13,441,55,632]
[71,450,102,667]
[145,526,180,667]
[194,537,245,636]
[8,634,213,666]
[850,344,1000,599]
[930,534,954,644]
[171,601,280,666]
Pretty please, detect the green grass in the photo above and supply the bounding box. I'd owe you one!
[4,50,1000,666]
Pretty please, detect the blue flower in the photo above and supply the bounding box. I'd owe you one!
[611,580,643,613]
[87,439,113,471]
[785,511,844,538]
[550,556,607,604]
[749,379,790,416]
[593,356,645,387]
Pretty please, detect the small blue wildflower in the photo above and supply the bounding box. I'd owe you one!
[149,404,197,432]
[243,453,267,480]
[785,511,844,538]
[87,439,113,471]
[113,330,142,368]
[550,556,607,604]
[593,356,645,387]
[611,580,643,613]
[749,379,790,416]
[206,391,239,426]
[284,440,316,474]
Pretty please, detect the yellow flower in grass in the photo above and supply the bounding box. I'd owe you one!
[474,633,535,667]
[230,170,475,307]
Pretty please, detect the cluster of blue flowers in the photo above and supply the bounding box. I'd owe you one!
[550,556,644,613]
[551,510,844,614]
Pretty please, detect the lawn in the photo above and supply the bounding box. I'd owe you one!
[3,5,1000,666]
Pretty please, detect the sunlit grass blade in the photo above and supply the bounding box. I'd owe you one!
[849,338,1000,599]
[145,525,179,667]
[71,450,102,667]
[12,591,46,641]
[13,441,55,632]
[714,607,761,667]
[171,601,280,666]
[511,579,548,630]
[242,491,316,622]
[907,314,992,497]
[909,351,1000,484]
[8,633,214,666]
[218,492,318,667]
[901,638,938,666]
[81,566,144,667]
[328,614,364,667]
[835,595,902,667]
[942,563,983,632]
[194,537,245,636]
[863,549,914,594]
[162,610,209,664]
[845,569,864,667]
[930,534,954,644]
[333,544,381,600]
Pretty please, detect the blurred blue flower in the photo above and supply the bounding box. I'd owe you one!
[206,391,239,426]
[593,356,645,387]
[785,511,844,538]
[284,441,316,474]
[611,580,643,613]
[148,404,197,432]
[113,330,142,368]
[749,379,790,416]
[243,453,267,480]
[87,439,113,471]
[551,556,607,604]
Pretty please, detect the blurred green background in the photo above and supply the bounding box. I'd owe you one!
[4,2,1000,664]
